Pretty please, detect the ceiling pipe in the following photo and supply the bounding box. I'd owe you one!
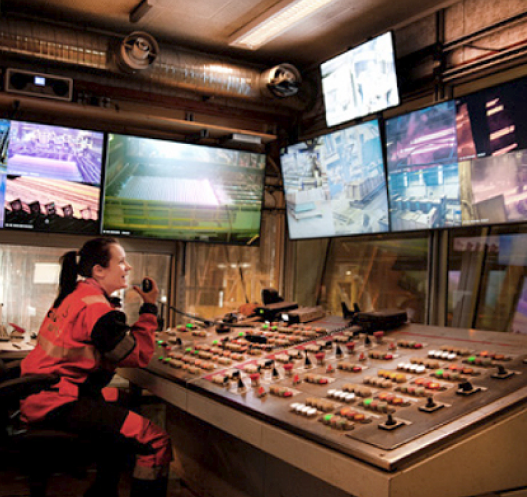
[0,16,307,107]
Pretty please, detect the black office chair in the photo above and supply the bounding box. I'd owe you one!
[0,359,95,497]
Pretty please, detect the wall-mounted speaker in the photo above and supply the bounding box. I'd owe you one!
[5,68,73,101]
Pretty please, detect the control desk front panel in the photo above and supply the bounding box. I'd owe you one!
[149,317,527,470]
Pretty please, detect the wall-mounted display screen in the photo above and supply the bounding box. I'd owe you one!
[101,134,265,244]
[3,121,104,234]
[280,119,389,239]
[321,32,400,128]
[0,120,9,229]
[459,150,527,226]
[456,77,527,161]
[385,101,462,231]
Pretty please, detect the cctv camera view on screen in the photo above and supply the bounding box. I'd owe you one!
[385,101,462,231]
[0,120,9,228]
[280,119,389,239]
[455,78,527,225]
[101,134,266,243]
[459,150,527,226]
[321,32,400,128]
[3,120,104,234]
[456,77,527,161]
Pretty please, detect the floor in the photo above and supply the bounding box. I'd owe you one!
[0,465,198,497]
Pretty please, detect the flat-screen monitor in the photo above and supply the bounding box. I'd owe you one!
[320,32,400,128]
[101,134,265,244]
[3,120,104,234]
[459,149,527,226]
[385,100,462,232]
[0,120,9,229]
[456,77,527,161]
[280,119,389,239]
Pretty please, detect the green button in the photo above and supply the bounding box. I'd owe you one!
[436,369,444,377]
[467,356,476,363]
[185,347,192,353]
[212,340,218,345]
[238,332,245,337]
[324,414,333,421]
[364,398,373,406]
[186,323,193,328]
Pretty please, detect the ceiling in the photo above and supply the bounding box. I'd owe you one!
[2,0,457,69]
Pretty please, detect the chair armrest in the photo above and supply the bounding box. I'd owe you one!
[0,374,60,401]
[2,360,22,381]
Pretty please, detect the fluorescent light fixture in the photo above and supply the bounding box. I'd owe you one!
[229,0,334,50]
[130,0,155,23]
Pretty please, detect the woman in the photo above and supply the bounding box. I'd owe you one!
[20,237,172,497]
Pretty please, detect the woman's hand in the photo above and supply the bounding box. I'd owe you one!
[133,277,159,305]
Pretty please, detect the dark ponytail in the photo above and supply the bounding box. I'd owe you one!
[53,237,118,308]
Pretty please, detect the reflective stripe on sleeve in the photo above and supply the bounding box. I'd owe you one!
[104,333,136,363]
[36,333,98,362]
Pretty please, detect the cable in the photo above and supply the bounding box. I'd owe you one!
[167,305,259,329]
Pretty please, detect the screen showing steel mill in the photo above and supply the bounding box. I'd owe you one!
[280,119,389,239]
[321,32,400,128]
[101,133,266,244]
[385,101,462,231]
[3,120,104,234]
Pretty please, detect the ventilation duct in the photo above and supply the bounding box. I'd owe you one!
[116,31,159,72]
[0,16,303,103]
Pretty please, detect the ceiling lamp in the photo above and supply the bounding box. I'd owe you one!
[229,0,334,50]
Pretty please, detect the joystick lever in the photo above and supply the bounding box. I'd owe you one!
[457,380,481,396]
[386,413,397,426]
[491,364,514,379]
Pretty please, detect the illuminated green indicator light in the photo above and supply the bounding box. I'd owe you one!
[164,358,171,362]
[212,340,218,345]
[436,369,444,377]
[156,340,163,345]
[194,350,199,355]
[259,309,264,314]
[262,325,269,330]
[324,414,333,421]
[364,398,373,406]
[272,326,278,331]
[467,356,476,363]
[186,323,193,328]
[238,332,244,337]
[185,348,192,353]
[158,356,164,361]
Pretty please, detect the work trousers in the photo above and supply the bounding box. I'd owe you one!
[41,394,172,495]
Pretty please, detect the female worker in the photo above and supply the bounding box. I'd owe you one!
[20,237,172,497]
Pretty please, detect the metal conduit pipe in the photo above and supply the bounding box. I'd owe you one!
[0,16,305,105]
